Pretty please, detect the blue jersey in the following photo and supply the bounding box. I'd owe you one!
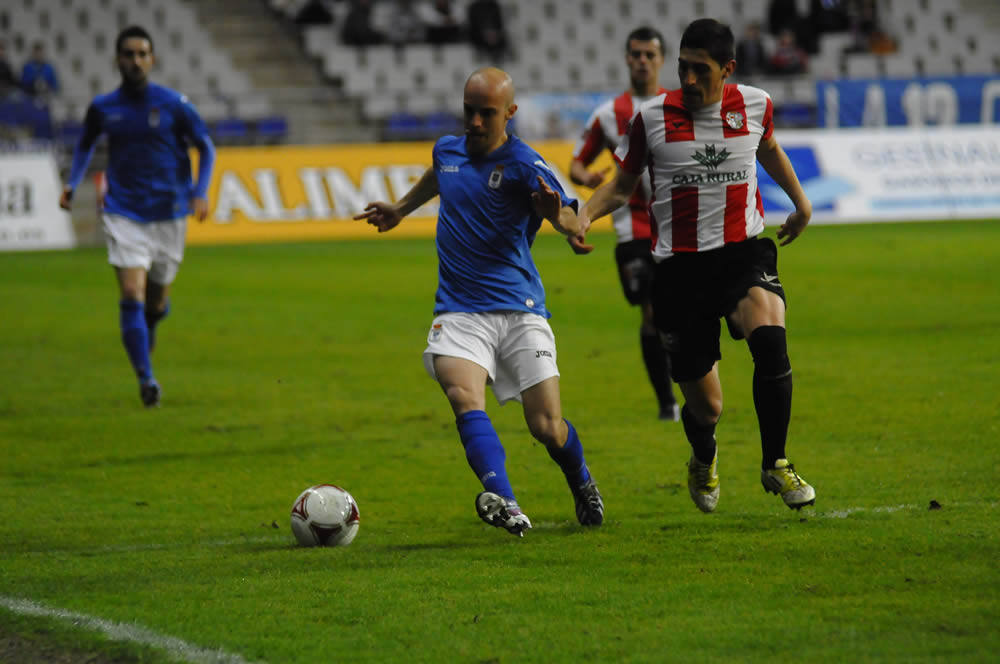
[432,134,577,318]
[67,82,215,223]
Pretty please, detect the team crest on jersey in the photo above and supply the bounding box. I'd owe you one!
[148,108,160,128]
[488,165,504,189]
[725,111,744,130]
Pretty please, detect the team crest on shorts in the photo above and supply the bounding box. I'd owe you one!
[488,165,504,189]
[149,108,160,128]
[725,111,744,130]
[430,323,442,341]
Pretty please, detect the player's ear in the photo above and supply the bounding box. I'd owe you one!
[506,103,518,120]
[721,59,735,80]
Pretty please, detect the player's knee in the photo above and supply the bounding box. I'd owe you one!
[747,325,791,379]
[442,383,480,412]
[684,397,722,425]
[527,413,564,448]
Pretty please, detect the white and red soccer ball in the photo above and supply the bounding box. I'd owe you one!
[290,484,360,547]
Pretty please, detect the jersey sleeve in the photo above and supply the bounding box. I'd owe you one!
[177,95,216,198]
[66,103,103,190]
[572,109,606,165]
[761,95,774,140]
[613,111,648,175]
[527,154,577,212]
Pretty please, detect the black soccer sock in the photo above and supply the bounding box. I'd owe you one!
[640,326,676,409]
[748,326,793,470]
[681,404,717,464]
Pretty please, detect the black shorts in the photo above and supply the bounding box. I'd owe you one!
[614,239,655,306]
[652,236,786,382]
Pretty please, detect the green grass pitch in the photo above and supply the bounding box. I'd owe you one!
[1,220,998,663]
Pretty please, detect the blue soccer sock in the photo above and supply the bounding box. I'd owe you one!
[120,299,153,383]
[456,410,515,500]
[546,418,592,488]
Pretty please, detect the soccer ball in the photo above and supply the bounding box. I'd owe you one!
[290,484,360,547]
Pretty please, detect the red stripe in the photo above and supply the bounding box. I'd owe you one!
[574,117,605,165]
[724,183,749,243]
[628,197,652,240]
[619,112,647,174]
[647,152,659,250]
[721,84,750,138]
[671,187,699,251]
[662,90,694,142]
[761,96,774,140]
[755,186,765,219]
[613,92,634,135]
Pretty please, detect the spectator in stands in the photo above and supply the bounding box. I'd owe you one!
[20,42,59,97]
[0,41,18,97]
[341,0,385,46]
[377,0,427,45]
[845,0,895,55]
[419,0,464,45]
[292,0,335,25]
[809,0,851,35]
[467,0,509,61]
[768,0,800,37]
[735,21,769,78]
[769,29,809,75]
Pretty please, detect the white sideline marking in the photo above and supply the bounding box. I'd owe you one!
[818,503,918,519]
[0,596,261,664]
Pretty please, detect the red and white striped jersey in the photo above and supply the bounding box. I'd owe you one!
[614,84,774,259]
[572,89,666,243]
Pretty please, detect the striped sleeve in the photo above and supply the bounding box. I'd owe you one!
[572,111,606,165]
[613,111,648,175]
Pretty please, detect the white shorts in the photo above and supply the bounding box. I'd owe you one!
[102,213,187,285]
[423,311,560,405]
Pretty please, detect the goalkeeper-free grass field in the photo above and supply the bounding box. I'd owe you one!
[1,220,998,663]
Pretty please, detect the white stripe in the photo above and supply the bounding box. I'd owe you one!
[817,503,918,519]
[0,596,262,664]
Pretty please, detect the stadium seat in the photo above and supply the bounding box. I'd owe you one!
[919,54,959,77]
[844,54,881,79]
[882,53,918,79]
[212,117,250,144]
[254,115,289,144]
[383,111,423,141]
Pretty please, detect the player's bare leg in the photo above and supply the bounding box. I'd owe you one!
[729,287,815,509]
[144,280,171,353]
[522,378,603,526]
[640,301,678,421]
[679,366,723,512]
[434,356,530,535]
[115,266,159,407]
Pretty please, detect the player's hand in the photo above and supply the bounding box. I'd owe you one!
[59,187,73,211]
[191,197,209,222]
[776,207,810,246]
[354,201,403,233]
[567,233,594,255]
[583,167,610,189]
[530,175,562,221]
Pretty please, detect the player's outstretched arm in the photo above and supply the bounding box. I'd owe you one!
[569,159,610,189]
[565,167,641,254]
[531,175,587,238]
[60,105,102,211]
[757,135,812,246]
[354,166,438,233]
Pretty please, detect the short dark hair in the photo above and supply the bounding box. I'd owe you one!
[625,26,666,56]
[679,18,734,67]
[116,25,154,55]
